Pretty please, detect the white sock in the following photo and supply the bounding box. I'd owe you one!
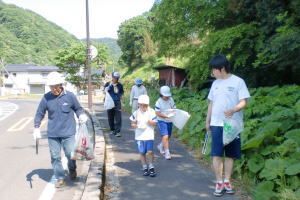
[142,164,147,170]
[148,163,154,169]
[165,149,170,154]
[224,179,229,183]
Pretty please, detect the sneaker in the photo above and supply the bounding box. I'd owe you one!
[110,130,115,135]
[143,168,149,176]
[213,182,224,197]
[224,181,235,194]
[69,169,77,180]
[157,144,165,155]
[149,168,156,177]
[165,152,171,160]
[115,132,121,137]
[55,179,65,188]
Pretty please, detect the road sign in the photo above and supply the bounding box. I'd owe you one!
[90,45,98,60]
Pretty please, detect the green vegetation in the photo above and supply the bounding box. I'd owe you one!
[0,1,78,64]
[121,84,300,200]
[54,42,111,88]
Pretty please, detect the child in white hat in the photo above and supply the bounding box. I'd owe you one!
[130,95,157,177]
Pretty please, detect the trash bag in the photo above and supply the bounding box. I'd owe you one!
[104,91,115,110]
[71,123,94,160]
[164,109,191,129]
[223,118,243,146]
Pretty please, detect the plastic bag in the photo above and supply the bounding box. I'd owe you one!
[223,118,243,146]
[104,91,115,110]
[71,123,94,160]
[164,109,191,129]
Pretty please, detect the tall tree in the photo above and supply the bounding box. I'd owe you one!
[54,42,111,87]
[117,15,154,68]
[151,0,300,88]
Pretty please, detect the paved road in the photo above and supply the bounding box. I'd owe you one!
[0,99,89,200]
[95,103,239,200]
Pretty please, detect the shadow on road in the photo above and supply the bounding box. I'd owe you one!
[26,168,53,188]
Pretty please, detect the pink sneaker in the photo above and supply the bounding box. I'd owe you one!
[224,181,235,194]
[157,144,165,155]
[164,151,171,160]
[213,182,224,197]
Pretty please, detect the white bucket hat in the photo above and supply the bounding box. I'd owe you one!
[138,95,150,105]
[46,72,65,86]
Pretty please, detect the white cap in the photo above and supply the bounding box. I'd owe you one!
[160,85,172,97]
[112,72,120,79]
[138,95,150,105]
[46,72,65,86]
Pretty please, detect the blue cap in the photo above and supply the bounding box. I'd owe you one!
[134,78,143,85]
[112,72,120,79]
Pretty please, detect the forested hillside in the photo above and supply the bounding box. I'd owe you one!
[0,1,78,65]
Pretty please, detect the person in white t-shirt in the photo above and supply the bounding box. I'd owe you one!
[206,54,250,197]
[155,86,176,160]
[130,95,157,177]
[130,78,147,113]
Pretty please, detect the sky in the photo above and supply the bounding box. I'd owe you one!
[2,0,155,39]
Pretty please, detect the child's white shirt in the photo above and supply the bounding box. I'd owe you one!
[129,108,157,140]
[154,97,176,122]
[207,74,250,126]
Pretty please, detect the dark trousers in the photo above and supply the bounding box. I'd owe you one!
[107,100,122,133]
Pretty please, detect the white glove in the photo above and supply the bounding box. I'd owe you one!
[33,128,41,141]
[79,114,88,124]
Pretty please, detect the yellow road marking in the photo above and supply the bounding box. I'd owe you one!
[7,117,33,132]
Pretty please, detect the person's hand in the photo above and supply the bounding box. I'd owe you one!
[147,120,156,126]
[79,114,88,124]
[33,128,41,141]
[166,113,175,118]
[131,121,137,128]
[224,109,235,118]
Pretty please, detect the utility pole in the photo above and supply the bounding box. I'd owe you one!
[85,0,92,110]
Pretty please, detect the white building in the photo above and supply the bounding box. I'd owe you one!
[1,64,77,95]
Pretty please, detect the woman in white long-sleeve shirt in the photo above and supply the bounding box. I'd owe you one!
[130,78,147,113]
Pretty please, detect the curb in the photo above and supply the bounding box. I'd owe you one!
[74,108,106,200]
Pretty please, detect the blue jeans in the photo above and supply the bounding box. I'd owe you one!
[48,135,76,180]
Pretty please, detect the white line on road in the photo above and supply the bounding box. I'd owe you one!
[7,117,33,132]
[0,102,18,121]
[38,156,68,200]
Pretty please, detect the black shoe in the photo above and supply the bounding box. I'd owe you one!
[143,168,149,176]
[110,130,115,135]
[149,168,156,177]
[69,169,77,180]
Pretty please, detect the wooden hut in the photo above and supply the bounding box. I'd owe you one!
[154,65,187,87]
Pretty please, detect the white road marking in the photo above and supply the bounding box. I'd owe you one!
[38,156,68,200]
[0,102,18,121]
[7,117,33,132]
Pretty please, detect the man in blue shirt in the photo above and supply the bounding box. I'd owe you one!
[33,72,88,188]
[104,72,124,137]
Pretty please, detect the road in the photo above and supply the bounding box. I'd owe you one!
[0,99,88,200]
